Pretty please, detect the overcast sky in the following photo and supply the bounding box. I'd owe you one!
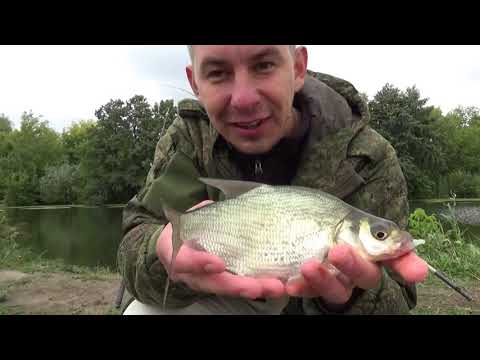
[1,45,479,132]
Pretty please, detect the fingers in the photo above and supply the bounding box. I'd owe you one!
[286,260,353,303]
[178,272,285,300]
[329,244,382,290]
[286,244,385,304]
[172,245,225,274]
[383,251,429,283]
[257,278,286,299]
[156,199,217,271]
[285,277,318,298]
[156,198,286,300]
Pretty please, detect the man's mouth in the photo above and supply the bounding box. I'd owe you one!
[232,116,270,130]
[234,119,263,129]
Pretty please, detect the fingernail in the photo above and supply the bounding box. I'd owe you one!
[326,263,341,276]
[204,264,217,273]
[333,247,353,271]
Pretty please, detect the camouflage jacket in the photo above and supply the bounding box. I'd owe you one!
[117,71,416,315]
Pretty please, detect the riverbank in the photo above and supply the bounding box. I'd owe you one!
[1,268,478,315]
[1,215,123,314]
[1,211,478,315]
[0,269,122,315]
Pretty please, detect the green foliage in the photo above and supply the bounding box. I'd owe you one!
[449,106,480,128]
[4,171,40,206]
[408,208,443,239]
[1,85,477,206]
[79,96,177,204]
[61,120,96,165]
[434,107,480,197]
[39,163,81,204]
[368,85,480,199]
[1,111,63,206]
[369,85,448,198]
[0,113,12,133]
[0,211,41,269]
[446,170,480,198]
[408,206,480,279]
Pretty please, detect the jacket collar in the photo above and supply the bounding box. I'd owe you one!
[291,74,369,199]
[179,72,370,199]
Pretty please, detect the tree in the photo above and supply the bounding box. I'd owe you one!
[1,111,63,205]
[62,120,96,165]
[79,96,177,204]
[0,130,14,201]
[39,163,81,204]
[369,84,447,198]
[449,106,480,128]
[0,113,12,133]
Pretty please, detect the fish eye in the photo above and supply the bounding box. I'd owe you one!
[370,224,389,241]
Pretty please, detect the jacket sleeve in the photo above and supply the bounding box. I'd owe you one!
[304,127,417,315]
[117,116,210,309]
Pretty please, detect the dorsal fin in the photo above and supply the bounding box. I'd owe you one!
[198,177,264,199]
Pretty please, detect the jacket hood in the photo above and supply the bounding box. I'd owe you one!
[176,71,371,199]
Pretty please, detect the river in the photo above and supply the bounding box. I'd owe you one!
[2,199,479,270]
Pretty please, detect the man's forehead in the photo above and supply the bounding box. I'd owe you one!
[192,45,290,63]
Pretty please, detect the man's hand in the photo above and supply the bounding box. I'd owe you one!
[285,244,429,304]
[156,200,285,300]
[157,200,429,304]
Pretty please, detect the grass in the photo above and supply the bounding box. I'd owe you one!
[0,304,13,315]
[408,203,480,280]
[2,202,478,315]
[411,306,476,315]
[413,198,480,203]
[0,288,7,303]
[1,212,121,315]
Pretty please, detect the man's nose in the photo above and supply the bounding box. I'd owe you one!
[230,72,261,111]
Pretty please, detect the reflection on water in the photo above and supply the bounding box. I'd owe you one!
[4,206,124,271]
[2,200,479,271]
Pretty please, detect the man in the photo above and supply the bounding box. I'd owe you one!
[118,45,428,315]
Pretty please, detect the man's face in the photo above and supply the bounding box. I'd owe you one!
[186,45,308,155]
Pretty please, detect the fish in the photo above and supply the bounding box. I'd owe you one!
[161,178,424,307]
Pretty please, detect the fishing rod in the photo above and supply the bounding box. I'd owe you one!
[427,263,474,301]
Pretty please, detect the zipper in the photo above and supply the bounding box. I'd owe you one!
[254,159,263,180]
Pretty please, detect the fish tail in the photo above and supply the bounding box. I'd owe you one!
[162,205,183,310]
[162,277,170,310]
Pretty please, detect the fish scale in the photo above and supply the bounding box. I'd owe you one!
[180,185,352,279]
[162,178,473,307]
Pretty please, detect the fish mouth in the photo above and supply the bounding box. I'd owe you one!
[394,231,423,257]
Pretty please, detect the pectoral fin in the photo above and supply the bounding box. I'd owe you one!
[162,205,184,309]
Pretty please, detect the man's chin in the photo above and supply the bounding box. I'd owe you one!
[229,139,276,155]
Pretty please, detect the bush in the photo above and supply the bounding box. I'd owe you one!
[4,172,40,206]
[39,163,81,204]
[408,206,480,279]
[446,170,480,198]
[0,212,40,269]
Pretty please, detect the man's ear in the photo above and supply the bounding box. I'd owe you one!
[293,46,308,92]
[186,65,199,96]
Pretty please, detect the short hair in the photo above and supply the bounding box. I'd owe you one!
[187,45,296,62]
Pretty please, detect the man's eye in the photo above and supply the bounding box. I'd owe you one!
[255,62,275,73]
[207,70,226,81]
